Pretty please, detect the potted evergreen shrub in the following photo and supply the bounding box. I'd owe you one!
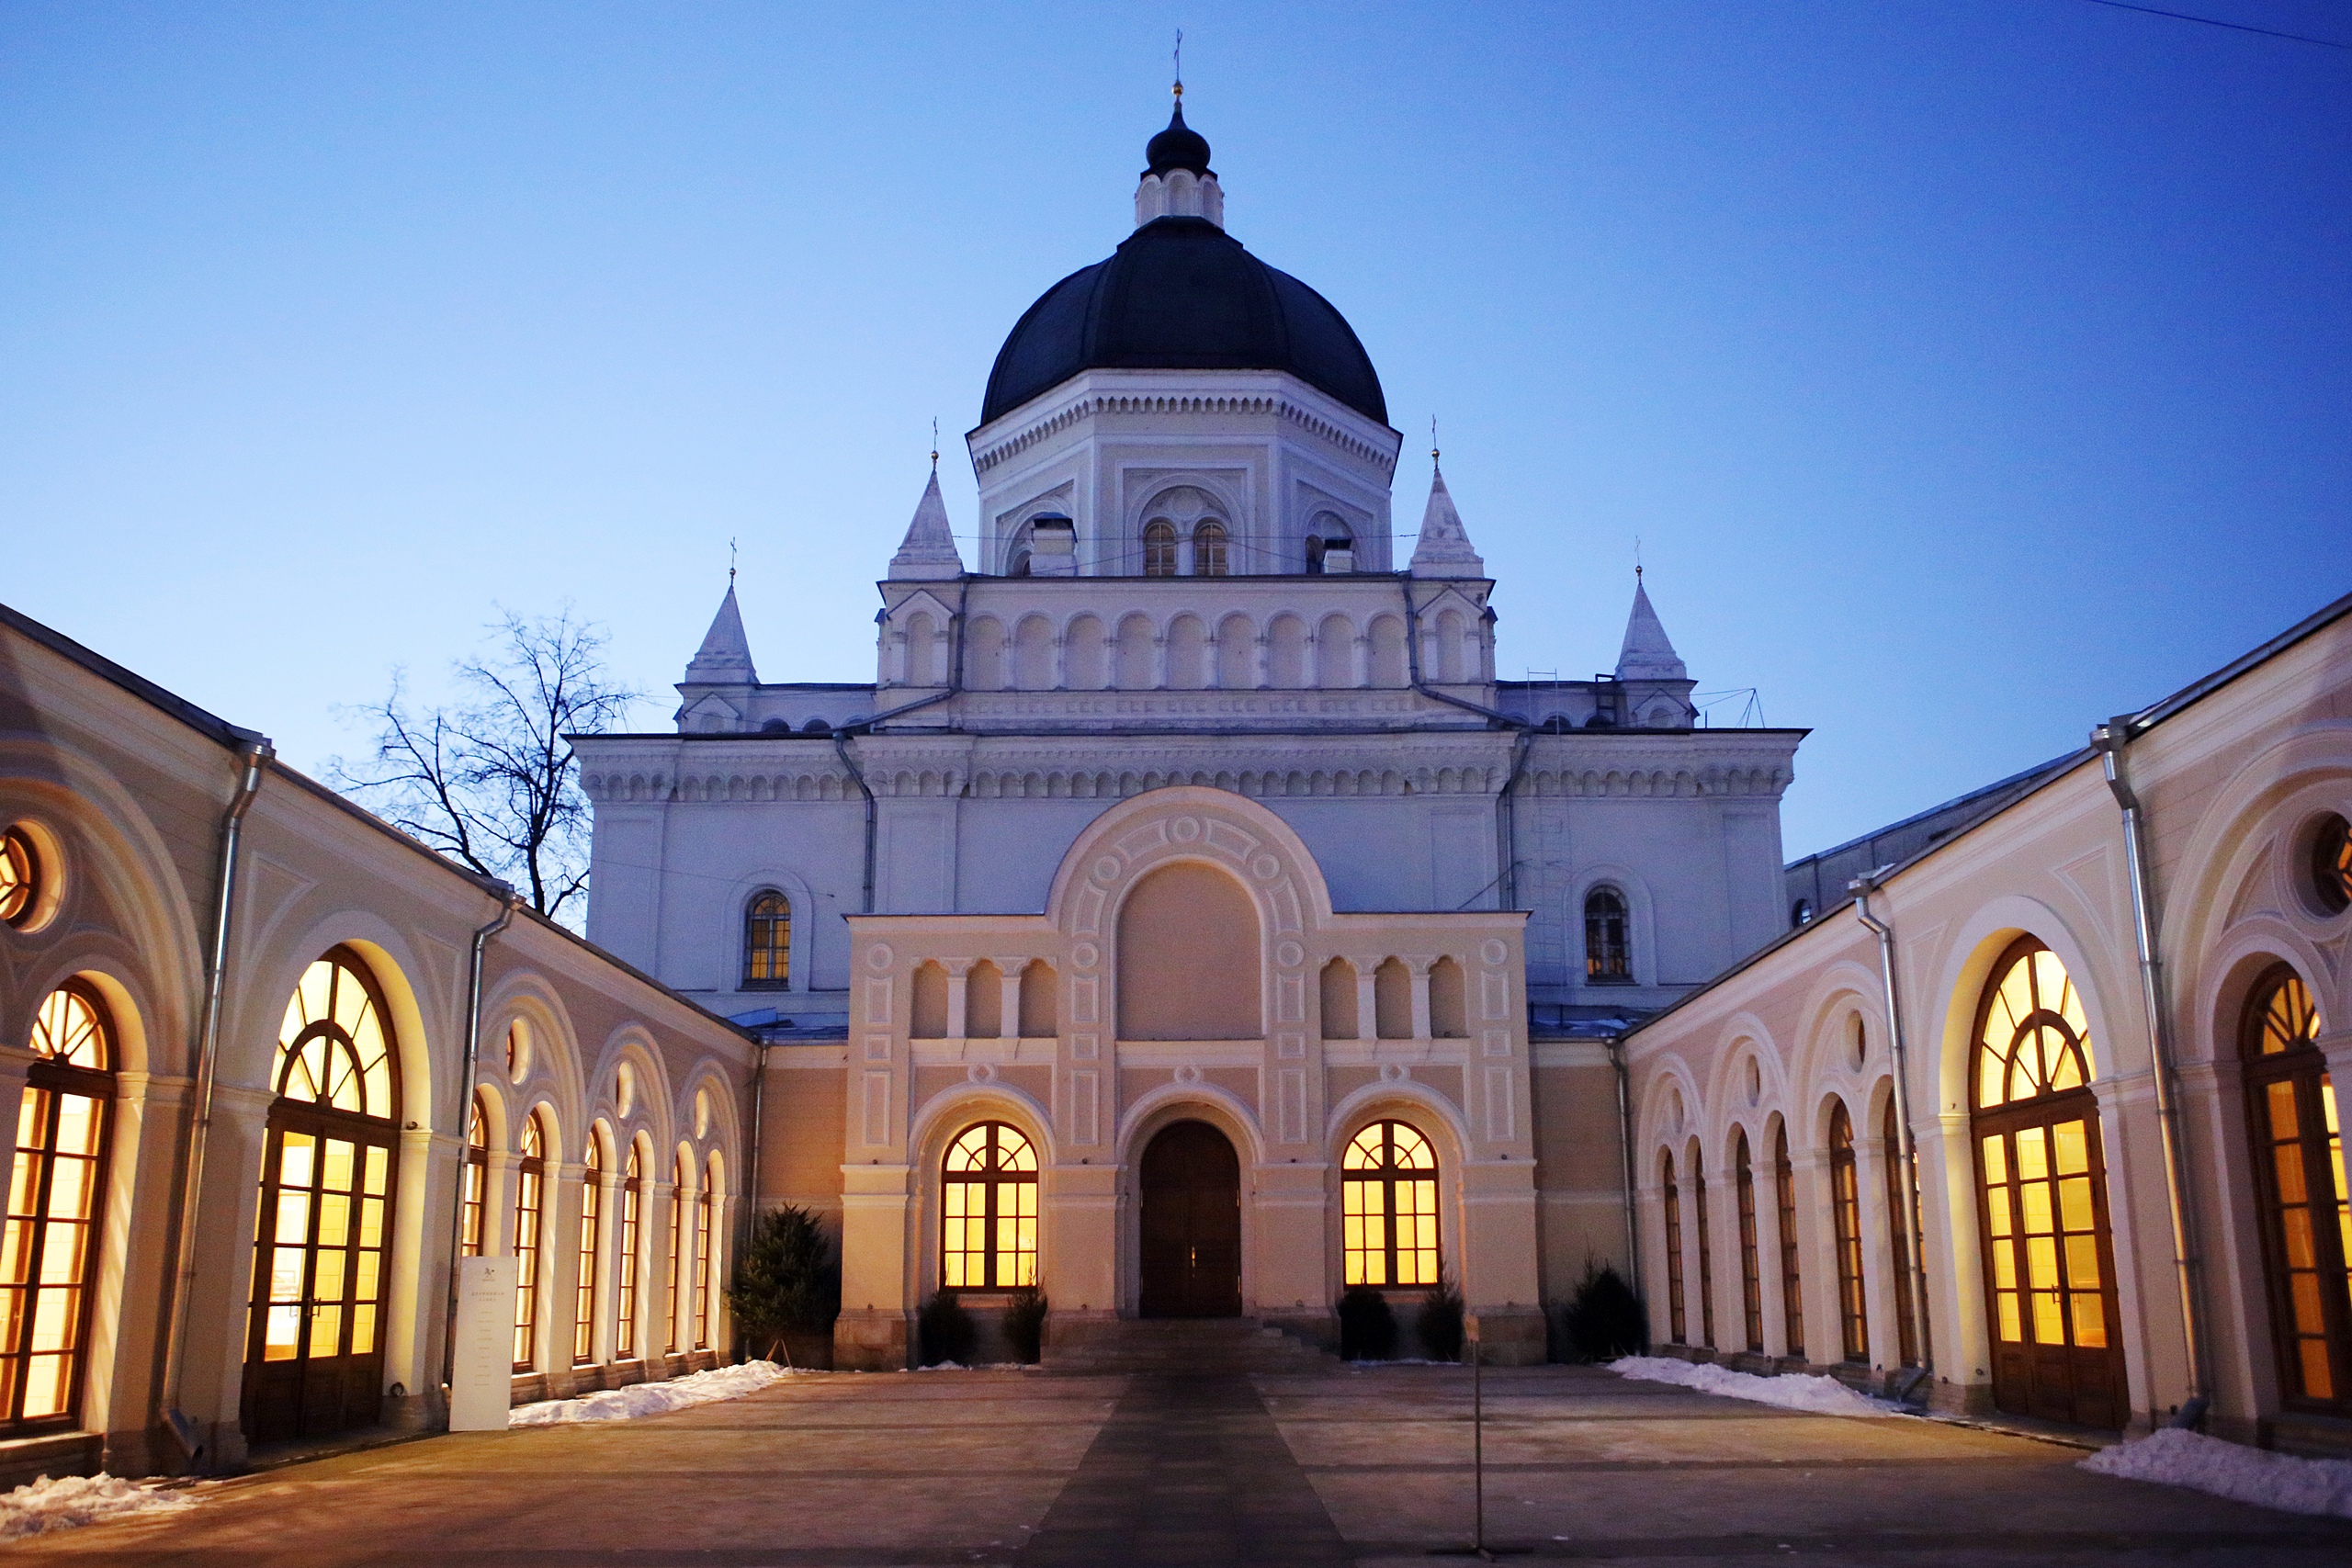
[1338,1284,1397,1361]
[725,1205,840,1368]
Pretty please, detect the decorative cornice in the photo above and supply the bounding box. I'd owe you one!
[971,390,1397,476]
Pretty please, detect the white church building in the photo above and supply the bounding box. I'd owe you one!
[574,96,1802,1367]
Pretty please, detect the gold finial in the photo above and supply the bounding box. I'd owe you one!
[729,536,738,588]
[1173,28,1183,99]
[930,417,939,471]
[1430,414,1440,474]
[1635,536,1643,581]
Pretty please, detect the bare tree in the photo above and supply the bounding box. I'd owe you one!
[333,607,640,924]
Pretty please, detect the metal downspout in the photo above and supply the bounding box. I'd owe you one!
[440,885,521,1401]
[839,577,972,916]
[1607,1032,1642,1303]
[2093,717,2211,1427]
[1850,873,1934,1376]
[159,737,270,1464]
[1398,577,1532,910]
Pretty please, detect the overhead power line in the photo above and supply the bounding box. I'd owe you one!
[2075,0,2352,50]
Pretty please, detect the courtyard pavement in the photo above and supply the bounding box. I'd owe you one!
[17,1363,2352,1565]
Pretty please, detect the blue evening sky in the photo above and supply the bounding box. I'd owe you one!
[4,2,2346,862]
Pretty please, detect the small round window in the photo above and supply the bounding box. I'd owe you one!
[2310,812,2351,918]
[1,823,60,933]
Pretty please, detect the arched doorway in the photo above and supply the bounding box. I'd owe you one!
[242,948,401,1444]
[1138,1121,1240,1317]
[1969,937,2127,1428]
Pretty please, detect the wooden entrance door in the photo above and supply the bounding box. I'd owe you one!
[242,1111,396,1444]
[1139,1122,1241,1317]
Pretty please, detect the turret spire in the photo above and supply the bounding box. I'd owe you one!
[1615,576,1688,682]
[684,580,757,684]
[1408,449,1485,578]
[888,468,966,581]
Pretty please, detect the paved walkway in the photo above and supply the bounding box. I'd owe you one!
[17,1364,2349,1565]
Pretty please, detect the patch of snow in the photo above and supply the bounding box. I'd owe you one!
[2081,1427,2352,1519]
[1608,1356,1902,1417]
[510,1359,795,1427]
[0,1474,195,1540]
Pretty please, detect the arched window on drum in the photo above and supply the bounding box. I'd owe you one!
[1971,938,2126,1428]
[243,949,401,1444]
[1342,1122,1439,1287]
[942,1123,1037,1289]
[2242,965,2349,1413]
[0,983,115,1428]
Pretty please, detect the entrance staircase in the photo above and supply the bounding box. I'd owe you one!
[1042,1317,1342,1374]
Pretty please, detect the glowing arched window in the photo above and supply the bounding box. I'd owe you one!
[274,953,396,1119]
[617,1143,642,1359]
[743,892,790,990]
[1193,520,1228,577]
[1827,1100,1868,1362]
[1974,942,2093,1108]
[513,1112,545,1371]
[1143,521,1178,577]
[1585,886,1631,983]
[942,1123,1037,1289]
[2242,965,2349,1411]
[1661,1150,1686,1345]
[574,1135,602,1366]
[1342,1122,1439,1286]
[666,1153,686,1353]
[695,1156,717,1349]
[247,949,400,1444]
[1774,1124,1804,1359]
[1,983,115,1427]
[0,827,40,929]
[461,1099,487,1258]
[1735,1131,1764,1354]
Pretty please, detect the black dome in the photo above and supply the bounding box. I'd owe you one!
[1145,101,1212,176]
[980,216,1389,427]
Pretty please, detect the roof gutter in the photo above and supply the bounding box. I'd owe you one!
[1606,1030,1642,1306]
[1849,871,1933,1377]
[2091,716,2211,1429]
[837,577,973,914]
[159,736,271,1470]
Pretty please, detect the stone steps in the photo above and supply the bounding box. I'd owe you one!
[1042,1317,1343,1374]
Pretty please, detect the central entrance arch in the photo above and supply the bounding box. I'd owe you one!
[1138,1121,1241,1317]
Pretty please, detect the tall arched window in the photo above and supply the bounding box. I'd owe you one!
[1193,521,1228,577]
[244,949,401,1443]
[617,1143,642,1359]
[1972,937,2124,1427]
[574,1135,603,1366]
[1883,1099,1922,1369]
[461,1099,487,1257]
[695,1157,715,1350]
[1692,1148,1716,1348]
[1342,1122,1440,1286]
[1143,521,1178,577]
[1,983,115,1427]
[667,1154,686,1353]
[1827,1100,1868,1363]
[743,892,790,990]
[1585,886,1631,983]
[513,1112,546,1372]
[2243,964,2347,1412]
[1661,1150,1686,1345]
[0,826,40,929]
[1774,1124,1804,1360]
[1735,1131,1764,1354]
[942,1123,1038,1289]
